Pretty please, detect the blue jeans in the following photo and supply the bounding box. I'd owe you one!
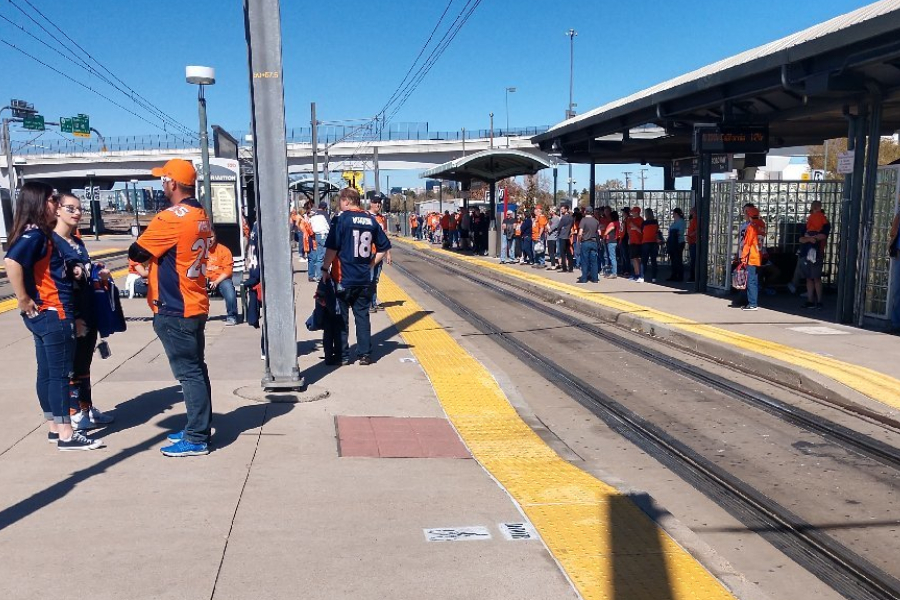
[308,234,327,279]
[598,243,608,273]
[23,311,75,424]
[500,236,514,262]
[891,258,900,327]
[522,238,534,263]
[606,242,618,276]
[153,314,212,444]
[337,286,373,359]
[580,240,599,282]
[370,262,384,308]
[218,278,238,320]
[746,265,760,308]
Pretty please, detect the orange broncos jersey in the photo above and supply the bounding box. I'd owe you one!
[136,199,212,317]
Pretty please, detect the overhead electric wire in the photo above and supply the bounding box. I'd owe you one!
[4,0,197,137]
[1,39,193,137]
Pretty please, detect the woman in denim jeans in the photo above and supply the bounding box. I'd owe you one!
[3,182,103,451]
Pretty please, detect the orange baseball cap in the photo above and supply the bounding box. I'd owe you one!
[746,206,760,218]
[151,159,196,186]
[630,206,641,214]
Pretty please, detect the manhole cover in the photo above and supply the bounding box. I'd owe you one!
[424,527,492,542]
[499,522,538,541]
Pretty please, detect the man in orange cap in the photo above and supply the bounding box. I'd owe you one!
[737,203,764,311]
[128,158,214,457]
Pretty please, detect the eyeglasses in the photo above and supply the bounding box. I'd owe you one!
[61,205,83,214]
[160,176,172,185]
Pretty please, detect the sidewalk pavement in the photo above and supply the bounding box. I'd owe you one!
[396,238,900,418]
[0,268,574,600]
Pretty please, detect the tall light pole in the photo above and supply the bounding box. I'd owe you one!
[130,179,140,237]
[565,28,578,201]
[505,87,516,147]
[86,171,99,240]
[489,112,494,149]
[186,66,215,219]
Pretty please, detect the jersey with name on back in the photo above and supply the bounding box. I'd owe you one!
[136,198,211,317]
[325,208,391,287]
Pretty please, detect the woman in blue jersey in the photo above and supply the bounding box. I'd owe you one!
[53,192,116,431]
[3,182,103,451]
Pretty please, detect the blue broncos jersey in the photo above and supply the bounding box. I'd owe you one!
[325,208,391,287]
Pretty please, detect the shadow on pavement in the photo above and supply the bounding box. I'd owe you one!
[0,387,292,533]
[612,492,676,600]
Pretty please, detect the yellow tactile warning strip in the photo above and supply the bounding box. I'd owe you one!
[0,267,129,315]
[380,274,736,600]
[396,238,900,411]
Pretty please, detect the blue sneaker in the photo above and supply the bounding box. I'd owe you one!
[167,430,185,443]
[160,439,209,457]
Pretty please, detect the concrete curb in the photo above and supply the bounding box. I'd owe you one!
[406,243,873,410]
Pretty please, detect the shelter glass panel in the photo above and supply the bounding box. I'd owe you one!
[598,190,694,264]
[864,167,899,318]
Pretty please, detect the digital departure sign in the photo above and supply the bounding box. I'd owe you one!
[693,125,769,154]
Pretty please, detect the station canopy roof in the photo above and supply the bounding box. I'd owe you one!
[421,149,556,182]
[533,0,900,166]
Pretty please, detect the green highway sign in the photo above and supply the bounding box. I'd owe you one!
[23,115,45,131]
[60,114,90,136]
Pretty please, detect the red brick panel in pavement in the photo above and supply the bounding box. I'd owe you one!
[336,416,471,459]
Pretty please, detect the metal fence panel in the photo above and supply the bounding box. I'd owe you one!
[598,190,694,264]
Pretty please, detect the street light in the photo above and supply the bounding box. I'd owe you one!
[86,171,100,240]
[186,65,215,219]
[130,178,140,237]
[505,87,516,148]
[565,28,578,200]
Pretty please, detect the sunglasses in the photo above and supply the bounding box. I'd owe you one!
[160,176,172,185]
[61,205,83,214]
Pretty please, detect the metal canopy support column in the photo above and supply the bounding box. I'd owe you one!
[589,160,596,208]
[244,0,302,390]
[373,146,380,195]
[553,165,558,207]
[855,93,883,326]
[490,179,498,257]
[311,102,319,209]
[663,164,675,191]
[836,108,860,323]
[840,101,870,324]
[696,152,713,293]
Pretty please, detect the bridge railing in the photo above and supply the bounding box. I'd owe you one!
[11,123,550,157]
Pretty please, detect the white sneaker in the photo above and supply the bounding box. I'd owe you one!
[787,282,797,294]
[88,406,115,425]
[71,411,94,431]
[636,277,645,283]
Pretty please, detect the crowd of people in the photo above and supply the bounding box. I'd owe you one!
[409,207,492,254]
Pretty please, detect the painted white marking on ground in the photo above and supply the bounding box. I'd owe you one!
[424,527,492,542]
[399,357,419,363]
[499,522,538,541]
[787,326,850,336]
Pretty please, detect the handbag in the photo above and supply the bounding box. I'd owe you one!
[731,264,748,290]
[534,240,546,254]
[93,282,127,337]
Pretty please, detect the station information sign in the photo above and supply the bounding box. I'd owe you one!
[672,154,731,178]
[693,124,769,154]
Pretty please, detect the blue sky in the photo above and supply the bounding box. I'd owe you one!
[1,0,875,190]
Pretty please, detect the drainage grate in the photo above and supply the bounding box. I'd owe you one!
[424,527,492,542]
[499,522,538,541]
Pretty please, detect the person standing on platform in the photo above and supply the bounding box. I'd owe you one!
[798,201,830,310]
[576,206,600,284]
[308,201,331,282]
[440,210,451,249]
[368,195,391,313]
[4,182,104,451]
[640,208,660,283]
[738,205,764,311]
[129,159,213,457]
[627,207,643,281]
[520,211,534,265]
[500,210,515,264]
[531,206,548,267]
[666,208,687,282]
[52,192,117,433]
[603,210,621,279]
[321,188,391,365]
[546,207,561,270]
[557,204,574,273]
[889,209,900,334]
[206,231,238,325]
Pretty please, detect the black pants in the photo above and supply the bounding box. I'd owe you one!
[668,241,685,280]
[337,286,373,360]
[71,327,98,411]
[322,312,343,363]
[559,239,573,272]
[548,240,558,266]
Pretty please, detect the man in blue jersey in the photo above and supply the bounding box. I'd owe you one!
[321,187,391,366]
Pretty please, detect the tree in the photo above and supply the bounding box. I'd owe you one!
[808,137,900,178]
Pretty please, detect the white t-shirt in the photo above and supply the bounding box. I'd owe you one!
[310,212,330,235]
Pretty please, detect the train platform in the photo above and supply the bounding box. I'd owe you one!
[395,237,900,421]
[0,258,798,600]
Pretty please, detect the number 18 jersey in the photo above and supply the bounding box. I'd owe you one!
[325,207,391,287]
[136,198,212,317]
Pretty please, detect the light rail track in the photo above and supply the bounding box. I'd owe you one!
[392,247,900,600]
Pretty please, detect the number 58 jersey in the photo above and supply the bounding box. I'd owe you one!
[136,198,212,317]
[325,207,391,287]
